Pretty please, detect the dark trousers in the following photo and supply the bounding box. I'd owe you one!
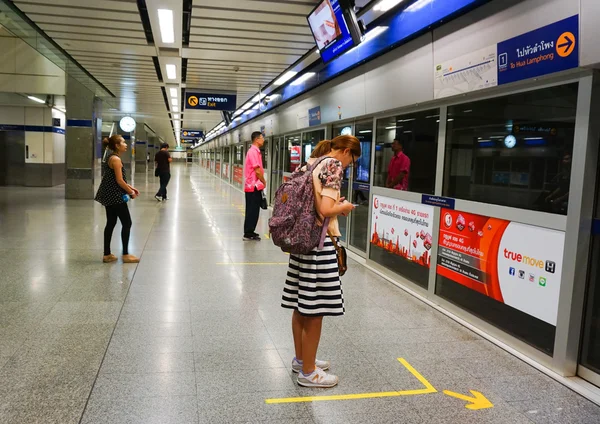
[156,171,171,199]
[104,203,132,255]
[244,188,262,236]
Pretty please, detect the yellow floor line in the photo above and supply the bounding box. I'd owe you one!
[265,358,436,404]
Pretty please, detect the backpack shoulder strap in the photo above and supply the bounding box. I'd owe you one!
[308,155,332,173]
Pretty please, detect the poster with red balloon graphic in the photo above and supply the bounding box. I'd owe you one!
[370,196,434,268]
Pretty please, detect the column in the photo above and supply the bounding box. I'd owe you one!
[134,123,148,172]
[65,76,101,199]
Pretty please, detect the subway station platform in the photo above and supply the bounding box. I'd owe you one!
[1,164,600,424]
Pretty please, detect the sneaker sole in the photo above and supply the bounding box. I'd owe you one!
[292,365,329,373]
[297,378,338,388]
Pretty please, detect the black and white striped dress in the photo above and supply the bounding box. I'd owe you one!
[281,158,345,317]
[281,238,344,316]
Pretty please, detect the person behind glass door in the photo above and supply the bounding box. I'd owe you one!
[154,143,172,201]
[94,135,140,264]
[243,131,266,241]
[545,153,572,213]
[386,139,410,190]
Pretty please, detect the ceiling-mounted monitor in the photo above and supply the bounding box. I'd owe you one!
[307,0,362,64]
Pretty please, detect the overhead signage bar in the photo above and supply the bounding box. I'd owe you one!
[185,92,236,111]
[181,129,204,139]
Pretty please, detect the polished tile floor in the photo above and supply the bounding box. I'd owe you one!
[1,164,600,423]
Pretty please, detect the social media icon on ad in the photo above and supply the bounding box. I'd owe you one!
[518,270,525,279]
[545,261,556,274]
[539,277,547,287]
[529,273,535,283]
[509,267,516,276]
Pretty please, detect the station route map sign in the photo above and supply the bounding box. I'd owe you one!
[434,15,578,99]
[186,92,236,111]
[436,209,565,325]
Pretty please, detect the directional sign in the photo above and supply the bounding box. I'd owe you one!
[556,31,576,57]
[497,15,579,85]
[185,92,236,111]
[181,129,203,139]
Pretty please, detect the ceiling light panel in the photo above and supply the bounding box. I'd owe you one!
[166,64,177,80]
[157,9,175,43]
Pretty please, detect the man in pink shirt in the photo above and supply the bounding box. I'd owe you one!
[243,131,266,241]
[386,139,410,190]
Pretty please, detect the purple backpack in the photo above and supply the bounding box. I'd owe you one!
[269,157,331,254]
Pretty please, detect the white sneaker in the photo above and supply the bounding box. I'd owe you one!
[292,357,330,373]
[155,195,162,202]
[297,368,338,388]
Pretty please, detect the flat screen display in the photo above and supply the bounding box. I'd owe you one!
[307,0,359,63]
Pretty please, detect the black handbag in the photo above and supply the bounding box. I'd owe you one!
[260,190,268,210]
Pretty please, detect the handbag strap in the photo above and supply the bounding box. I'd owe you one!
[317,217,330,250]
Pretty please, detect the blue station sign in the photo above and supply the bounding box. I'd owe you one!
[308,106,321,126]
[185,92,236,111]
[498,15,579,85]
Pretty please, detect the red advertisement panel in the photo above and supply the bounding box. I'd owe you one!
[437,209,565,325]
[233,166,243,185]
[215,162,221,175]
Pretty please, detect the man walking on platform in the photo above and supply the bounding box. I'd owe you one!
[243,131,266,241]
[155,143,172,201]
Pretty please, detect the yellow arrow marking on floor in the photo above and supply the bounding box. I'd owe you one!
[264,234,270,239]
[443,390,493,410]
[265,358,436,404]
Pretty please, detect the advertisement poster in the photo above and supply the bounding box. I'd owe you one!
[370,196,434,268]
[215,162,221,175]
[222,163,229,179]
[289,146,301,172]
[309,106,322,126]
[233,166,243,185]
[437,209,565,325]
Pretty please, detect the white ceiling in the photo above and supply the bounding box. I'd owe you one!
[11,0,332,144]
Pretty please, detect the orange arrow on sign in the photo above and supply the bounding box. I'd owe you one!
[443,390,494,410]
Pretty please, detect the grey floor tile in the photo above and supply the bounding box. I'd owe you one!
[114,321,193,338]
[41,301,123,325]
[0,396,86,424]
[92,372,197,398]
[196,367,297,397]
[194,348,285,371]
[508,396,600,424]
[100,350,195,374]
[108,334,195,354]
[81,394,199,424]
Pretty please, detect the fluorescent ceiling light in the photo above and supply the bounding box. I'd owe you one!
[244,110,254,115]
[252,103,260,110]
[157,9,175,44]
[359,130,372,134]
[169,88,178,98]
[252,93,267,102]
[291,72,315,86]
[478,139,491,143]
[374,0,404,12]
[233,117,242,122]
[172,106,179,113]
[173,114,179,120]
[448,118,454,122]
[463,109,473,113]
[28,95,45,104]
[274,71,298,86]
[241,102,253,110]
[385,126,402,130]
[171,98,178,106]
[398,118,416,122]
[524,137,544,140]
[404,130,413,133]
[166,64,177,80]
[232,110,243,117]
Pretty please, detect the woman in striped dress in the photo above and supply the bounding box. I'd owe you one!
[281,135,361,388]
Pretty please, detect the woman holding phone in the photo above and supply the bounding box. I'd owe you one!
[95,135,140,264]
[281,135,360,388]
